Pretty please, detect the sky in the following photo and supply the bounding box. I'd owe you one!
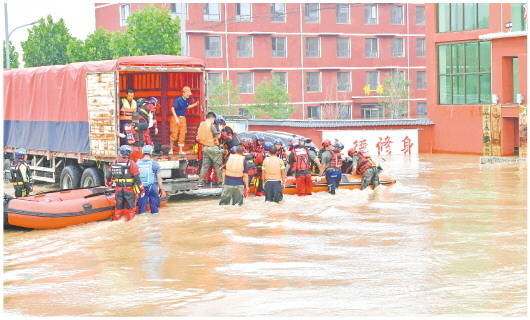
[4,0,96,63]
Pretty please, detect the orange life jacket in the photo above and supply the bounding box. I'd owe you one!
[330,151,343,169]
[196,121,217,147]
[124,122,137,145]
[225,154,245,178]
[356,154,376,175]
[292,147,311,172]
[263,156,283,180]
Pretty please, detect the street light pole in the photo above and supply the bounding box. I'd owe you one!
[4,3,38,69]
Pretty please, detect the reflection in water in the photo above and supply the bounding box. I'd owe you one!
[3,154,526,316]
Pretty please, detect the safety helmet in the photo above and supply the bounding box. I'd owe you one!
[119,145,132,156]
[215,118,226,125]
[263,141,273,151]
[230,146,238,154]
[142,145,154,155]
[146,97,159,105]
[291,138,300,147]
[136,98,146,106]
[256,137,265,143]
[14,148,27,159]
[273,139,283,146]
[347,148,358,157]
[322,139,332,148]
[334,141,344,150]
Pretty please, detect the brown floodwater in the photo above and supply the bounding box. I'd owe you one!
[3,154,527,316]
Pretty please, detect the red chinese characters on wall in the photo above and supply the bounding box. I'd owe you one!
[401,136,414,155]
[376,136,393,155]
[352,139,368,154]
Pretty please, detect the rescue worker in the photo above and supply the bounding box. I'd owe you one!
[241,138,253,153]
[170,86,200,155]
[9,148,32,197]
[349,148,381,190]
[119,89,137,145]
[137,145,163,215]
[320,140,344,195]
[196,112,222,187]
[288,138,322,196]
[219,146,249,206]
[137,98,159,146]
[262,146,286,203]
[251,137,267,196]
[273,139,288,162]
[109,145,143,221]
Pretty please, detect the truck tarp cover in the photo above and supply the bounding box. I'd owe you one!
[4,55,204,154]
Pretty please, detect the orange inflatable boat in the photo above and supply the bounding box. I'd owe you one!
[4,187,169,229]
[250,173,396,195]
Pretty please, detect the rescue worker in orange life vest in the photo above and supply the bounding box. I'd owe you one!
[108,145,143,221]
[348,148,382,190]
[262,145,287,203]
[288,138,322,196]
[320,140,344,195]
[9,148,32,197]
[219,145,249,206]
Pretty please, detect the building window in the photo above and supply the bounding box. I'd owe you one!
[417,102,427,117]
[416,38,425,57]
[511,3,527,32]
[238,72,253,94]
[392,70,405,80]
[272,37,287,58]
[205,36,221,58]
[366,71,378,90]
[237,36,252,58]
[361,105,383,119]
[365,38,378,58]
[207,72,222,85]
[336,4,350,24]
[417,71,426,90]
[305,37,320,58]
[304,3,319,23]
[337,72,351,92]
[392,38,404,57]
[170,3,187,19]
[338,105,352,119]
[120,4,130,26]
[236,3,252,22]
[306,72,321,92]
[204,3,220,21]
[307,106,322,119]
[336,37,350,58]
[364,4,378,24]
[391,5,404,24]
[437,3,489,32]
[273,72,288,88]
[416,6,425,25]
[438,41,491,105]
[271,3,286,22]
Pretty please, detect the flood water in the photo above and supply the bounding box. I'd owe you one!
[3,154,527,316]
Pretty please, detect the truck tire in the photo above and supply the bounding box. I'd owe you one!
[60,165,82,190]
[80,167,104,188]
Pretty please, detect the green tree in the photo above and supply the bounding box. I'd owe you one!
[67,28,114,62]
[207,80,240,116]
[247,76,293,119]
[3,41,20,68]
[21,15,73,67]
[125,5,181,56]
[110,31,135,58]
[378,73,410,119]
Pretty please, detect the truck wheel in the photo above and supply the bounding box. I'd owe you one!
[80,167,104,188]
[60,165,82,190]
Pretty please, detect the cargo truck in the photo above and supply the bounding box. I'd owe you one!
[4,55,206,194]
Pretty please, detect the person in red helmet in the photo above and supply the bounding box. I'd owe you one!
[348,149,381,190]
[288,138,321,196]
[108,145,143,221]
[320,141,344,195]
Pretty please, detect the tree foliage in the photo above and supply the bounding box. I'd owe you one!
[67,28,114,62]
[21,15,73,67]
[124,5,181,56]
[207,80,240,116]
[3,41,20,68]
[247,76,293,119]
[378,73,410,119]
